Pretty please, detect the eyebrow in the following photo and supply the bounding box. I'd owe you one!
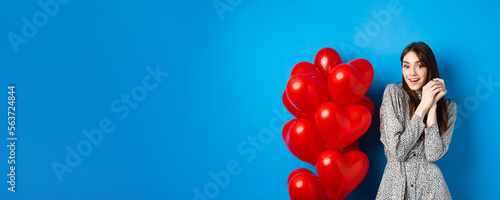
[402,61,421,64]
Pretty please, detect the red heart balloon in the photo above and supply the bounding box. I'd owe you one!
[315,102,371,151]
[339,140,360,154]
[291,61,324,82]
[316,150,369,200]
[327,58,374,106]
[282,119,297,141]
[355,96,375,117]
[282,119,327,166]
[314,47,343,81]
[282,91,309,119]
[288,168,328,200]
[349,58,374,81]
[286,74,328,119]
[287,168,316,184]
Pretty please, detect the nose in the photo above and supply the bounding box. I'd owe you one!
[410,66,418,75]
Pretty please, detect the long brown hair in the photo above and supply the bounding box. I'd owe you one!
[400,42,448,139]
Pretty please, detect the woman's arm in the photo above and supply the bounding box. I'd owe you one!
[424,101,457,162]
[380,84,427,161]
[426,104,437,128]
[424,78,456,162]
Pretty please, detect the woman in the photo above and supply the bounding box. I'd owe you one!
[376,42,457,199]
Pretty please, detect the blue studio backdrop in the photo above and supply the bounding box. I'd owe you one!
[2,0,500,199]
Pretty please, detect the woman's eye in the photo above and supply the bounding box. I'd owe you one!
[403,65,408,68]
[417,65,423,68]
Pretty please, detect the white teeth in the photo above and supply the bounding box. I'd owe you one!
[410,79,419,81]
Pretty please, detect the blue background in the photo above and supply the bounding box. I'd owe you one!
[2,0,500,199]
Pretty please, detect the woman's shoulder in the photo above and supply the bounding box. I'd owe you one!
[383,83,404,96]
[382,83,408,105]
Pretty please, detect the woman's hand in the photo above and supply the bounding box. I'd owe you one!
[414,78,447,119]
[420,80,442,110]
[425,78,446,127]
[431,78,447,106]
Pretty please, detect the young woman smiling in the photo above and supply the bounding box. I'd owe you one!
[376,42,457,199]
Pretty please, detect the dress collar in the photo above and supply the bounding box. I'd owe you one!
[415,90,422,100]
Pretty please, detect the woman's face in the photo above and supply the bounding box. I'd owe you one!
[402,51,427,92]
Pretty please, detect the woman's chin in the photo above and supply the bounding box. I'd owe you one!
[410,86,422,91]
[407,84,421,91]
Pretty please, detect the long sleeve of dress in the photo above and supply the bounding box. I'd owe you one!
[424,100,457,162]
[380,84,426,161]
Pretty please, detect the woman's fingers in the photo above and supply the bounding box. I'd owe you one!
[430,80,446,92]
[430,83,443,92]
[433,78,445,85]
[431,84,440,90]
[426,80,437,87]
[432,79,447,96]
[433,88,441,95]
[433,78,446,89]
[435,88,445,95]
[424,81,437,93]
[434,87,447,101]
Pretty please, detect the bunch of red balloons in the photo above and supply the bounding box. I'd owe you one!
[282,47,374,200]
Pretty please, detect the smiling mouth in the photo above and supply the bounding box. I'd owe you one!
[408,78,420,84]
